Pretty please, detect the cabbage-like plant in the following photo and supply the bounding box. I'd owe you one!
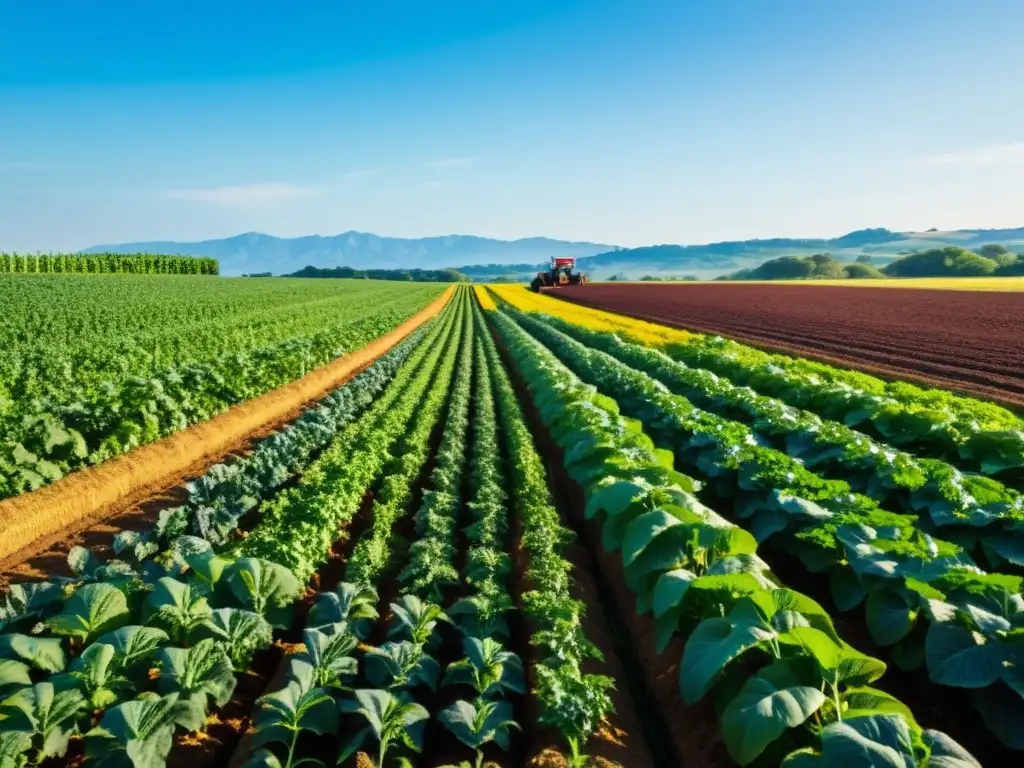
[0,581,62,632]
[141,577,212,645]
[52,643,133,711]
[250,679,337,768]
[220,557,302,629]
[156,638,237,730]
[66,546,137,584]
[0,682,85,763]
[338,689,429,768]
[94,625,169,675]
[438,699,519,768]
[306,582,378,639]
[85,692,187,768]
[364,641,441,695]
[387,595,449,647]
[442,637,525,699]
[195,607,273,668]
[46,583,131,645]
[292,622,358,689]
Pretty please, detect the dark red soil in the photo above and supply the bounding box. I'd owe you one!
[547,284,1024,408]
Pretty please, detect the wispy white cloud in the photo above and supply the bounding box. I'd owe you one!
[165,182,317,206]
[425,156,478,168]
[921,142,1024,167]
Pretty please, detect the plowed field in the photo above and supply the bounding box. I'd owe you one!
[545,283,1024,408]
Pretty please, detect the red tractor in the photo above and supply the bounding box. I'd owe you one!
[530,257,588,292]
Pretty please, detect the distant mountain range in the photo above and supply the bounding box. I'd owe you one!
[82,226,1024,278]
[81,232,614,277]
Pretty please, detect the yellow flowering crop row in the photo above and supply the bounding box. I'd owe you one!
[473,284,497,311]
[483,284,691,347]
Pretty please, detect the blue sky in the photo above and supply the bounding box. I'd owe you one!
[2,0,1023,251]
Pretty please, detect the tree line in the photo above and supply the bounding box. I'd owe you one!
[0,252,219,275]
[719,245,1024,281]
[285,265,470,282]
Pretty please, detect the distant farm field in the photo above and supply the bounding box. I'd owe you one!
[0,274,446,500]
[713,276,1024,291]
[544,281,1024,406]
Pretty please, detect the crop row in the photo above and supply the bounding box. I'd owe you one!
[0,252,219,275]
[0,286,625,768]
[482,300,980,765]
[0,281,446,500]
[0,292,462,767]
[494,291,1024,754]
[522,308,1024,569]
[234,288,615,766]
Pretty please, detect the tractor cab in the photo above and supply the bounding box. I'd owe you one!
[530,257,588,291]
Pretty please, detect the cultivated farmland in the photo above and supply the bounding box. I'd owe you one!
[1,273,1020,768]
[545,282,1024,407]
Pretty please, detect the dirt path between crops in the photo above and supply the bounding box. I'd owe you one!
[546,284,1024,409]
[0,287,454,580]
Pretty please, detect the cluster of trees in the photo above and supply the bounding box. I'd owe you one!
[0,252,219,275]
[720,253,884,281]
[286,265,470,282]
[720,245,1024,281]
[885,245,1024,277]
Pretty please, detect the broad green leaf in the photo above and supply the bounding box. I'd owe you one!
[94,626,169,671]
[721,658,827,764]
[142,577,212,645]
[364,641,440,692]
[85,693,183,768]
[306,582,378,638]
[46,583,130,644]
[829,569,867,612]
[680,615,775,703]
[252,681,337,749]
[339,689,428,757]
[195,608,273,669]
[621,510,681,568]
[0,682,85,760]
[925,623,1005,688]
[841,687,916,727]
[922,729,982,768]
[777,626,841,676]
[865,591,916,647]
[156,639,236,730]
[810,714,917,767]
[584,480,646,520]
[0,731,32,766]
[296,623,358,689]
[52,643,131,711]
[0,658,32,697]
[651,569,696,619]
[0,634,66,673]
[747,588,842,643]
[438,698,520,752]
[222,558,301,629]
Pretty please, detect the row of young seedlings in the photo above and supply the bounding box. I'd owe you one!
[172,290,467,768]
[474,296,616,765]
[499,302,1024,752]
[482,303,980,766]
[0,296,463,767]
[237,288,521,768]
